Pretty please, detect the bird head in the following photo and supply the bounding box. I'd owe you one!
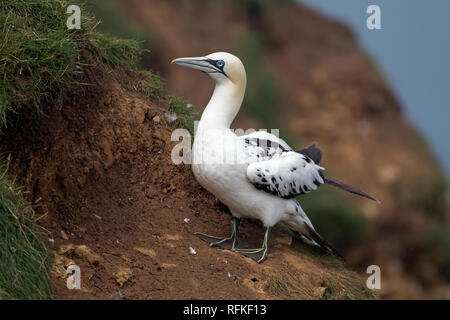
[171,52,246,87]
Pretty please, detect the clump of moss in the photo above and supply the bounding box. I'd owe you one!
[0,157,53,299]
[139,70,165,100]
[166,95,198,135]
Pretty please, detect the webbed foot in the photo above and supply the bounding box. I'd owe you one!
[195,217,245,250]
[195,233,246,250]
[235,247,268,263]
[234,226,272,263]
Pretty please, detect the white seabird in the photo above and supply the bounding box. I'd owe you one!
[172,52,379,263]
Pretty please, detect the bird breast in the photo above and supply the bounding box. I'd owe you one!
[192,129,247,194]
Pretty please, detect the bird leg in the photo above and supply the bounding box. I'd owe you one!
[195,217,245,250]
[235,227,271,263]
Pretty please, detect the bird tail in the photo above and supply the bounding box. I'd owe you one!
[290,224,343,259]
[323,176,381,204]
[298,142,380,203]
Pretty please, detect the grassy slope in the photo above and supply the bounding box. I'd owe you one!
[0,0,142,131]
[0,157,53,299]
[0,0,150,299]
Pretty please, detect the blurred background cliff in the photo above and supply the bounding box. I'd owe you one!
[88,0,450,299]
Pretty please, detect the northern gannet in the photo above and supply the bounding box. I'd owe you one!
[172,52,379,263]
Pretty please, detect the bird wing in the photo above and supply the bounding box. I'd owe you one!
[241,135,379,202]
[242,134,325,199]
[298,142,322,164]
[246,152,324,199]
[239,131,292,163]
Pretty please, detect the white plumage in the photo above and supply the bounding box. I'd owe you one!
[247,150,325,199]
[172,52,378,262]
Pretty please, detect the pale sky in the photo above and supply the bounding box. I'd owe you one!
[298,0,450,184]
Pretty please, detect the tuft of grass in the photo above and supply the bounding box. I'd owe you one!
[267,275,309,299]
[139,70,165,100]
[138,70,198,135]
[0,0,142,132]
[166,95,198,135]
[298,185,369,251]
[268,276,291,295]
[339,274,377,300]
[267,271,375,300]
[321,277,336,300]
[0,156,53,300]
[320,274,376,300]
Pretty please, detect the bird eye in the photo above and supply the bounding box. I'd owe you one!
[215,60,225,68]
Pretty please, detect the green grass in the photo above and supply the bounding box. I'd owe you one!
[267,272,375,300]
[267,275,309,299]
[340,274,377,300]
[139,70,165,100]
[0,0,142,132]
[321,274,376,300]
[0,157,53,300]
[321,277,336,300]
[138,69,198,135]
[291,236,345,268]
[166,95,198,135]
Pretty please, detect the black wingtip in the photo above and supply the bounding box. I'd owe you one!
[324,177,381,204]
[298,141,322,164]
[291,227,344,259]
[307,225,343,259]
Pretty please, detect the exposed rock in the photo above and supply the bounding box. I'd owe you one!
[115,267,133,287]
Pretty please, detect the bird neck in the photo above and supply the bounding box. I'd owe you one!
[199,80,245,130]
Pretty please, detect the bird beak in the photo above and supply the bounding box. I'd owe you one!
[171,56,218,74]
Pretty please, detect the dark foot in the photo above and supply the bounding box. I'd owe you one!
[195,232,247,250]
[235,226,271,263]
[235,247,268,263]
